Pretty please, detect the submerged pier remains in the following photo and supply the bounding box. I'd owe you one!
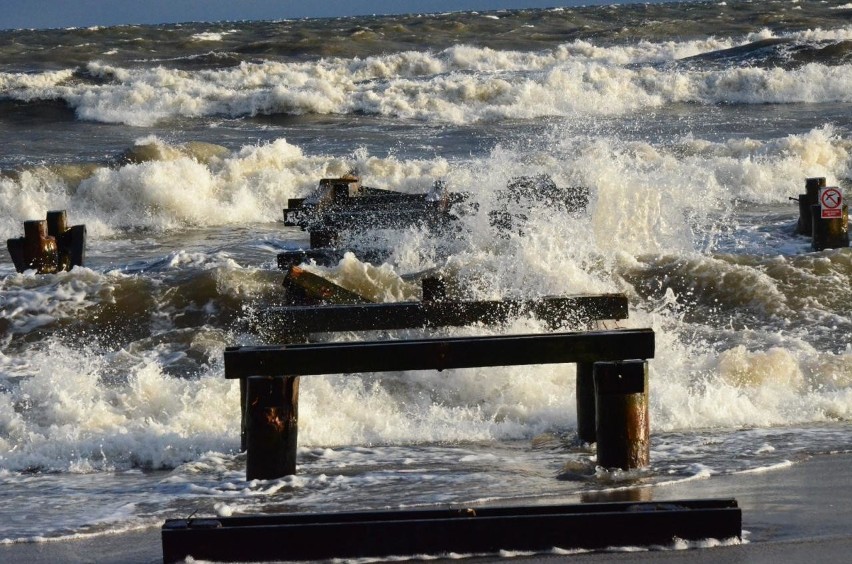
[792,177,849,250]
[227,327,655,479]
[282,174,468,251]
[6,210,86,274]
[162,173,748,561]
[230,271,653,480]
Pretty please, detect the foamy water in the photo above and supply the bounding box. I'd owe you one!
[1,0,851,548]
[3,26,852,127]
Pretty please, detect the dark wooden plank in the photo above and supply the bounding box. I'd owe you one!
[162,499,741,563]
[284,266,373,305]
[255,294,628,338]
[224,328,654,378]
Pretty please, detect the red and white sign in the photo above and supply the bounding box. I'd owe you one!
[820,187,843,219]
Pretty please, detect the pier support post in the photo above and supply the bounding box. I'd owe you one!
[575,362,596,444]
[46,209,68,238]
[47,210,71,271]
[245,375,300,480]
[23,220,59,274]
[594,361,649,470]
[811,203,849,251]
[7,211,86,273]
[240,378,247,452]
[796,177,825,235]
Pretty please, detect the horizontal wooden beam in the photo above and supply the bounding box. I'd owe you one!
[162,498,741,562]
[224,328,654,378]
[254,294,629,338]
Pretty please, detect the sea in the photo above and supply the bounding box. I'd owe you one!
[1,0,851,553]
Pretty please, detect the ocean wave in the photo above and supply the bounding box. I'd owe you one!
[0,137,454,238]
[1,122,849,243]
[2,28,851,126]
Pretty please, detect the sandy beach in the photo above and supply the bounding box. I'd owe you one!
[2,451,849,563]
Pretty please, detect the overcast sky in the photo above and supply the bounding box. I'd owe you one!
[2,1,650,30]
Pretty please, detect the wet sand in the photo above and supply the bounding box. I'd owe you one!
[3,452,850,563]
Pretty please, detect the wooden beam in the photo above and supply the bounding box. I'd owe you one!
[284,266,373,305]
[162,498,741,563]
[224,328,654,378]
[255,294,629,338]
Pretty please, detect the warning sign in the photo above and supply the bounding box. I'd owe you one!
[820,187,843,219]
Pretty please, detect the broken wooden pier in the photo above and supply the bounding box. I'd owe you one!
[258,272,631,449]
[283,175,468,252]
[226,327,655,480]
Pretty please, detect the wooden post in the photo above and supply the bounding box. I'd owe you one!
[575,362,596,444]
[23,220,58,274]
[245,376,300,480]
[63,224,87,268]
[46,209,68,238]
[8,212,85,273]
[46,210,71,270]
[796,177,825,235]
[594,361,649,470]
[811,203,849,251]
[239,377,247,452]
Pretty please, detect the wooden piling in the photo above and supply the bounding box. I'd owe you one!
[245,376,300,480]
[23,220,58,274]
[811,202,849,251]
[227,329,653,478]
[796,177,825,235]
[47,210,71,270]
[256,295,629,338]
[7,211,85,273]
[63,224,87,268]
[575,362,596,444]
[46,209,68,238]
[240,377,247,452]
[594,360,649,470]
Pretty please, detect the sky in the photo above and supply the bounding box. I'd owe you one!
[2,1,645,31]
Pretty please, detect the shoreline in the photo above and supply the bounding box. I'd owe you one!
[2,451,850,563]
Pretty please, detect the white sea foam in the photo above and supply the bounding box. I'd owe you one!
[0,339,239,472]
[190,32,230,42]
[734,459,795,474]
[0,137,453,238]
[3,28,851,126]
